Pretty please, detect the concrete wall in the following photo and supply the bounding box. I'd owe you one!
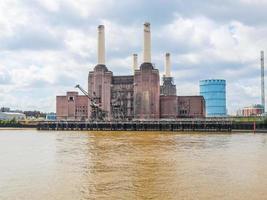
[160,95,205,118]
[56,96,68,120]
[134,63,160,119]
[177,96,205,118]
[75,96,88,120]
[56,92,88,120]
[160,96,178,118]
[88,65,112,119]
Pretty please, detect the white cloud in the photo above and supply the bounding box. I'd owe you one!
[240,0,267,5]
[35,0,115,17]
[102,20,140,52]
[66,0,114,18]
[0,0,267,114]
[0,0,29,36]
[64,28,96,58]
[163,16,213,48]
[36,0,60,12]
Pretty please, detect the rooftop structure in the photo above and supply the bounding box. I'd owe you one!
[160,53,177,96]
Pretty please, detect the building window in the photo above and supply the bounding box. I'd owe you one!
[68,96,74,101]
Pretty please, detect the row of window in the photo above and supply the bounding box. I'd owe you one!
[76,109,87,113]
[179,110,188,115]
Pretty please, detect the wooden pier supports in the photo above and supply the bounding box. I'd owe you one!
[37,120,233,132]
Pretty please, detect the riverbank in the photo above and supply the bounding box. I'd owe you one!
[0,127,35,130]
[2,119,267,133]
[0,119,38,129]
[0,124,37,129]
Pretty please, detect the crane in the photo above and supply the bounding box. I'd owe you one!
[75,84,107,121]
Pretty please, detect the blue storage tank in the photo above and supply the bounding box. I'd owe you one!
[46,113,57,121]
[199,79,226,117]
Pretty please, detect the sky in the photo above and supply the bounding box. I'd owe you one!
[0,0,267,114]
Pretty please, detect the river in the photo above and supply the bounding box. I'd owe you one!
[0,129,267,199]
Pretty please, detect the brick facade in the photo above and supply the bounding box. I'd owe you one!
[134,63,160,119]
[56,65,205,120]
[56,92,88,120]
[88,64,112,119]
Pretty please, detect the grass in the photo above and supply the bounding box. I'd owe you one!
[0,119,21,127]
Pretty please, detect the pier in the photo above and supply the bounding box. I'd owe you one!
[37,119,233,132]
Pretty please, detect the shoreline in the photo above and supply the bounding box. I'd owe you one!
[0,127,36,130]
[1,127,267,133]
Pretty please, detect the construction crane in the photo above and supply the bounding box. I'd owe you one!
[75,84,107,121]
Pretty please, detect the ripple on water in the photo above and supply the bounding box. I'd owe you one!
[0,130,267,200]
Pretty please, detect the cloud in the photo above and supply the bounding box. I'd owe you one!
[0,0,267,115]
[0,28,64,51]
[240,0,267,5]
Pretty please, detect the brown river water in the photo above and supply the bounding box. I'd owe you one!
[0,129,267,200]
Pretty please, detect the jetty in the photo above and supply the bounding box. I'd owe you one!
[37,119,233,132]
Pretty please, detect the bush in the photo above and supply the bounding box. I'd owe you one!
[0,119,20,127]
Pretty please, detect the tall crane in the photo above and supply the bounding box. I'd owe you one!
[75,84,107,121]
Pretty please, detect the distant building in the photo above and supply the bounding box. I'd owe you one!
[46,113,57,121]
[0,112,26,120]
[23,110,46,118]
[200,79,227,117]
[0,107,10,112]
[238,104,264,117]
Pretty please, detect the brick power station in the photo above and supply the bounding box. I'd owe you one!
[56,23,205,121]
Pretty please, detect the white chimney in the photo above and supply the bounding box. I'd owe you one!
[165,53,171,77]
[98,25,105,65]
[143,22,151,63]
[133,54,138,72]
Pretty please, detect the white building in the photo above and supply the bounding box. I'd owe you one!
[0,112,26,120]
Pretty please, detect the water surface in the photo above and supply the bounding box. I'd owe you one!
[0,130,267,199]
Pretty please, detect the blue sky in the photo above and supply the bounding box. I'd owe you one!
[0,0,267,114]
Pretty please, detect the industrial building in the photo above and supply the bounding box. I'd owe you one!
[46,113,57,121]
[56,23,205,121]
[0,107,26,120]
[0,112,26,121]
[199,79,227,117]
[237,104,264,117]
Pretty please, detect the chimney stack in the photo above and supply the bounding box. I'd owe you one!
[165,53,171,77]
[133,54,138,72]
[98,25,105,65]
[143,22,151,63]
[261,50,265,112]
